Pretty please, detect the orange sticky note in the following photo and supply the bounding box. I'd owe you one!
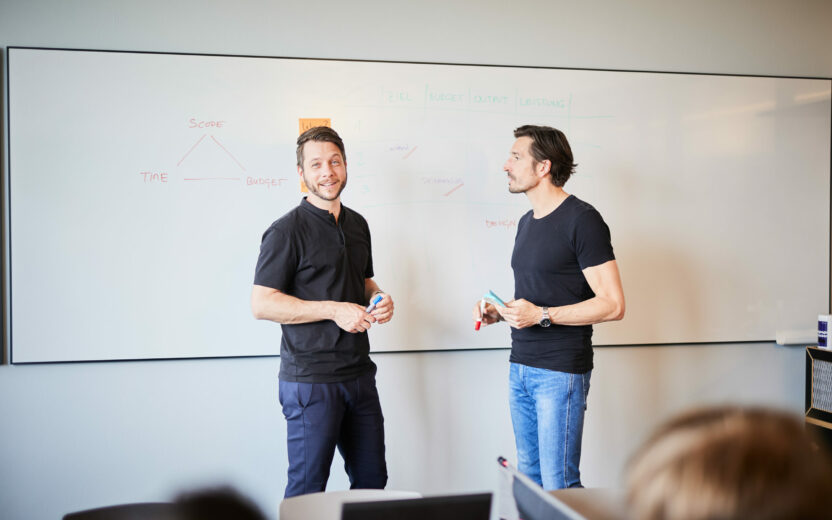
[299,118,331,134]
[298,118,332,192]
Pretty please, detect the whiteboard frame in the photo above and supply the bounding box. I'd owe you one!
[4,46,831,364]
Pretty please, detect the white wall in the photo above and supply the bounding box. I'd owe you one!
[1,1,830,518]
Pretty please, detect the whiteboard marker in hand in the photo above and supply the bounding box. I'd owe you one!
[475,299,485,331]
[365,293,384,313]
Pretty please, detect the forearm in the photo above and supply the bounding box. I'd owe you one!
[251,285,337,324]
[364,279,383,305]
[549,295,624,326]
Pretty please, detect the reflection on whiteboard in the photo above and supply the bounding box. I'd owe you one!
[7,48,831,362]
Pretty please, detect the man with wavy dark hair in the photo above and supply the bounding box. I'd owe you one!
[252,126,393,497]
[475,125,625,490]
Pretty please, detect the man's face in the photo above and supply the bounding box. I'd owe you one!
[504,137,542,194]
[298,141,347,202]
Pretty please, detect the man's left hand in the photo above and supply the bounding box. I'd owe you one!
[370,293,395,324]
[497,298,543,329]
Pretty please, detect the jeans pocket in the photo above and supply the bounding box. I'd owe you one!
[582,371,592,410]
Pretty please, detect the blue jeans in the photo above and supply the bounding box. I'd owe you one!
[509,362,591,490]
[279,372,387,498]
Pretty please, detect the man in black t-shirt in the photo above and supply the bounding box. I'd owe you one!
[252,126,394,498]
[474,125,625,490]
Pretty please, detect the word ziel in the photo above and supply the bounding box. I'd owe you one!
[384,90,415,103]
[140,171,168,183]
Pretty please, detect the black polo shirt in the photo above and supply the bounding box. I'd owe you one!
[254,198,376,383]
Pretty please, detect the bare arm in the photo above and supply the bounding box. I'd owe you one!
[364,278,382,305]
[251,284,374,333]
[549,260,625,325]
[497,260,625,328]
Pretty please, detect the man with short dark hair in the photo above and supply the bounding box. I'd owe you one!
[475,125,625,489]
[252,126,393,497]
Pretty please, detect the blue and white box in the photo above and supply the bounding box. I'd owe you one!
[819,315,831,348]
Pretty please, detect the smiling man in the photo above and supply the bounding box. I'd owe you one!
[251,126,393,497]
[475,125,625,490]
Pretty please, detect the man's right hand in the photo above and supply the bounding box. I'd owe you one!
[333,302,376,333]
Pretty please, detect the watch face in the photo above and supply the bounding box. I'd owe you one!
[540,307,551,327]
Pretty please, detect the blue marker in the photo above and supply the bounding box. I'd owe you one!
[365,294,384,313]
[483,290,507,308]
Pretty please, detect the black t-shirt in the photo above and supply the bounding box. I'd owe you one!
[510,195,615,374]
[254,198,376,383]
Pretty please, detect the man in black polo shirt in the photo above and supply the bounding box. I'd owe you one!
[251,126,394,498]
[474,125,625,490]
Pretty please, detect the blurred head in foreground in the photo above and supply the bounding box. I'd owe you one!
[625,406,832,520]
[175,486,266,520]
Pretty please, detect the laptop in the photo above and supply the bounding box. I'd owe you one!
[497,456,585,520]
[341,492,492,520]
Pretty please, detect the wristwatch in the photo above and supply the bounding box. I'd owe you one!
[539,307,551,327]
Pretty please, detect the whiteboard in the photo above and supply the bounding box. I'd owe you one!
[6,47,831,363]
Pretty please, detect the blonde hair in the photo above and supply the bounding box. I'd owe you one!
[625,406,832,520]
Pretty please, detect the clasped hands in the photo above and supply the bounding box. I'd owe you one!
[333,294,395,333]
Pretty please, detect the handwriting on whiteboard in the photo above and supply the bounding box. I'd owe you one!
[188,118,226,129]
[140,118,267,187]
[485,218,517,230]
[246,177,289,189]
[139,171,168,183]
[370,84,571,114]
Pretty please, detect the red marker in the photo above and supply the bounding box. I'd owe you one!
[475,299,485,331]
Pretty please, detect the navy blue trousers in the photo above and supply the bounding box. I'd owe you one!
[279,372,388,498]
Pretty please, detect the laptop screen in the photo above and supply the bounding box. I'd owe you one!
[498,457,584,520]
[341,492,492,520]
